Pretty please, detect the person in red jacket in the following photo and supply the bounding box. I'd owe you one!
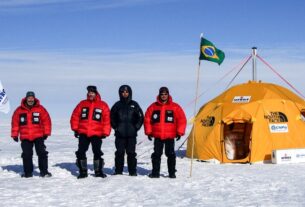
[144,87,186,178]
[70,85,111,179]
[11,91,52,178]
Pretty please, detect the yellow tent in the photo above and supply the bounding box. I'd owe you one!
[186,80,305,163]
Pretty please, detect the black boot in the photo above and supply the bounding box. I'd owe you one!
[38,154,51,177]
[114,152,124,175]
[22,154,33,178]
[149,157,160,178]
[94,159,107,178]
[112,171,123,175]
[21,173,33,178]
[127,154,137,176]
[40,172,52,178]
[167,156,176,178]
[76,159,88,179]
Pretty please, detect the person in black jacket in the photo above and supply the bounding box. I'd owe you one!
[111,85,144,176]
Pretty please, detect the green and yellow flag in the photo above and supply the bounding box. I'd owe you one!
[199,37,225,65]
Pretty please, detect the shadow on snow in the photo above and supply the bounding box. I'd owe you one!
[1,164,40,176]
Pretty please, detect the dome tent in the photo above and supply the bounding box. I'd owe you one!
[186,80,305,163]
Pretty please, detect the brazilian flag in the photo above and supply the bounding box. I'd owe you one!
[199,37,225,65]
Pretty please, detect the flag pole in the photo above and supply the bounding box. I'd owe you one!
[189,33,203,177]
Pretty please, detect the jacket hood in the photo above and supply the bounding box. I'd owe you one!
[21,97,40,109]
[119,85,132,103]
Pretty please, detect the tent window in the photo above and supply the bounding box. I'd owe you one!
[223,123,252,160]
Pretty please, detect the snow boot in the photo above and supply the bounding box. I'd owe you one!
[40,172,52,178]
[148,173,160,178]
[167,156,177,179]
[127,154,137,176]
[22,155,33,178]
[114,153,124,175]
[129,172,137,176]
[149,157,160,178]
[38,153,50,178]
[169,174,176,178]
[21,173,33,178]
[77,159,88,179]
[112,172,123,175]
[94,159,107,178]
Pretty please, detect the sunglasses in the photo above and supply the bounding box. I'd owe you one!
[160,93,168,96]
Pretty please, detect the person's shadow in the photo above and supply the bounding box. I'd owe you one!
[54,162,113,177]
[1,165,39,176]
[176,149,186,158]
[1,165,23,174]
[54,162,79,176]
[131,165,150,176]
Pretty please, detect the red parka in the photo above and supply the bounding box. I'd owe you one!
[70,92,111,138]
[11,98,52,141]
[144,95,186,140]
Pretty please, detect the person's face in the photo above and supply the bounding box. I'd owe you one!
[88,91,96,101]
[26,96,35,106]
[160,92,169,103]
[121,90,129,98]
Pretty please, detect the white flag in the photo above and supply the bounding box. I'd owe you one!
[0,81,10,114]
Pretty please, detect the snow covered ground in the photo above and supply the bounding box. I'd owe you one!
[1,119,305,207]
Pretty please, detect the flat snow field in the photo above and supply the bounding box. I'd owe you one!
[1,119,305,207]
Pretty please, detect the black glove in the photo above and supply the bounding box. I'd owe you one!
[176,135,181,141]
[74,131,80,138]
[13,137,18,142]
[101,136,106,139]
[43,135,48,140]
[148,135,153,141]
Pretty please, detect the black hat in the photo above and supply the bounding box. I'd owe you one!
[26,91,35,98]
[159,86,169,95]
[87,85,97,93]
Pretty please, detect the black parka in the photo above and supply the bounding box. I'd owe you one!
[110,85,144,138]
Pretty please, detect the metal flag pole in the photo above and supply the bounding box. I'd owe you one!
[190,33,203,177]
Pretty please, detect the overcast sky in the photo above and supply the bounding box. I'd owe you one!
[1,0,305,119]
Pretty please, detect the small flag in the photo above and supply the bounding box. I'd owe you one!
[0,81,10,114]
[199,37,225,65]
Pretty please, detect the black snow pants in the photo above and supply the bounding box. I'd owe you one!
[151,138,176,176]
[75,135,104,160]
[21,137,48,175]
[114,137,137,174]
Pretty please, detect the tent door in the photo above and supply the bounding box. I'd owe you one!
[223,122,252,161]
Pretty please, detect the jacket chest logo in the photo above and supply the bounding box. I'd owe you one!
[81,107,89,119]
[165,110,174,123]
[32,112,40,124]
[93,108,102,121]
[20,114,27,125]
[151,110,160,123]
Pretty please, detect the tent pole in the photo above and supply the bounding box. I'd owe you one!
[252,47,257,81]
[190,55,201,177]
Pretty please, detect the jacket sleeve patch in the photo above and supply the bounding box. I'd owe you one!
[165,110,174,123]
[93,108,102,121]
[32,112,40,124]
[151,110,160,124]
[81,107,89,120]
[19,113,27,125]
